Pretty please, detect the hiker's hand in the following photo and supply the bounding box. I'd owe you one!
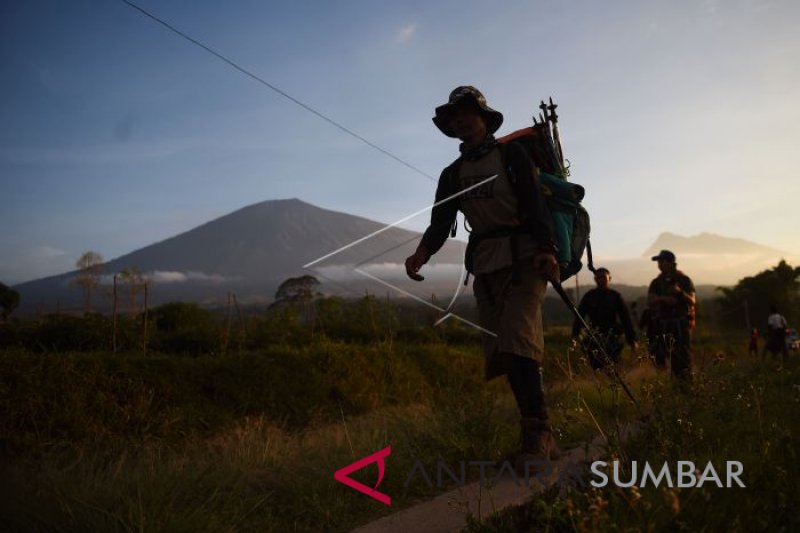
[533,253,559,282]
[405,246,429,281]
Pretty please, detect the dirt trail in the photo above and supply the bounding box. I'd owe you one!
[352,431,623,533]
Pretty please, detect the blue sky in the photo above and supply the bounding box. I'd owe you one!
[2,0,799,284]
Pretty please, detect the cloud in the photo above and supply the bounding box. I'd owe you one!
[396,24,417,44]
[314,262,463,282]
[96,270,231,285]
[150,270,231,284]
[150,271,189,283]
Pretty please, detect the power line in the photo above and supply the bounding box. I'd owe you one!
[303,174,497,268]
[120,0,437,183]
[353,234,421,268]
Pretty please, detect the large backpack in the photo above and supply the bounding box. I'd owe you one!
[497,101,593,282]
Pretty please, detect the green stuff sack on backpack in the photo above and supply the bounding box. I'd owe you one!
[538,172,590,280]
[498,100,593,281]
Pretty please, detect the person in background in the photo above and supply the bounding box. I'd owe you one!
[748,328,759,356]
[763,306,788,363]
[647,250,696,382]
[571,267,637,369]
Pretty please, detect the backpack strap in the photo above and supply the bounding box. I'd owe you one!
[444,156,474,286]
[461,143,540,286]
[437,157,463,240]
[586,239,596,274]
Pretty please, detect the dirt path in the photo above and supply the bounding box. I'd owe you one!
[352,433,617,533]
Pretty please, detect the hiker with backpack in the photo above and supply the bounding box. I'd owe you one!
[647,250,696,382]
[404,86,561,470]
[571,267,637,369]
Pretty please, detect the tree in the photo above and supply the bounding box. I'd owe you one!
[716,260,800,330]
[0,282,20,320]
[118,267,146,314]
[271,275,321,329]
[74,251,104,312]
[273,275,321,305]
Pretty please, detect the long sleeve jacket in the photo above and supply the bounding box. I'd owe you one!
[572,287,637,344]
[419,141,556,265]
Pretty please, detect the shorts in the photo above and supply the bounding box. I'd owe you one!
[472,256,547,380]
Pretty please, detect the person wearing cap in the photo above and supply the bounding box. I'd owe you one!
[571,267,637,369]
[647,250,696,381]
[404,86,560,468]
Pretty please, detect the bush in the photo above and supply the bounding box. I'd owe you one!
[248,306,308,348]
[29,313,112,352]
[149,302,221,355]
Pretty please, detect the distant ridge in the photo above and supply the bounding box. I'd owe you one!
[644,232,788,258]
[12,200,799,312]
[13,198,464,311]
[598,231,797,287]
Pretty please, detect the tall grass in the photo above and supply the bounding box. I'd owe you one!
[469,354,800,532]
[2,302,790,531]
[0,338,516,531]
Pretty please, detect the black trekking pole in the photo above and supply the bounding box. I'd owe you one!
[551,280,639,408]
[547,97,565,171]
[539,100,555,154]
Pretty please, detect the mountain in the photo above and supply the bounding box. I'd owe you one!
[595,232,797,287]
[13,200,798,313]
[643,232,787,258]
[13,199,465,312]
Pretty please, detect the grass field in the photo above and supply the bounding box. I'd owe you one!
[1,316,798,531]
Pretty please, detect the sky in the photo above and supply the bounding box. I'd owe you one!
[2,0,799,285]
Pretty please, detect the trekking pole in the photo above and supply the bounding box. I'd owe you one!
[539,101,554,150]
[551,280,640,408]
[537,109,560,173]
[539,100,550,130]
[547,97,565,170]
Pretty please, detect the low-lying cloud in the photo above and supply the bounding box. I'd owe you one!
[314,262,464,282]
[96,270,231,285]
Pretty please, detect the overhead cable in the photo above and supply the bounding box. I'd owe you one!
[121,0,436,182]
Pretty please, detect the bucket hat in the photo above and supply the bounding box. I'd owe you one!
[432,86,504,138]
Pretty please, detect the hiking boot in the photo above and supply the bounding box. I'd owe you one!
[513,417,561,476]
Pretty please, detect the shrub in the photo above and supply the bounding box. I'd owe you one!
[149,302,221,355]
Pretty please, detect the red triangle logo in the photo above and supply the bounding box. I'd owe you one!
[333,446,392,506]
